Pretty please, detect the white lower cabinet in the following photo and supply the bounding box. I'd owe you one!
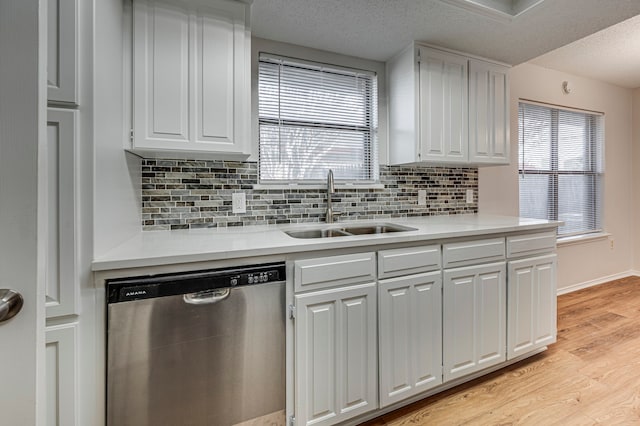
[443,262,506,381]
[378,271,442,407]
[291,233,557,424]
[46,323,78,426]
[295,282,378,426]
[507,254,557,359]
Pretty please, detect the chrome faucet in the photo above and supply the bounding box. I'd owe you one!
[325,169,341,223]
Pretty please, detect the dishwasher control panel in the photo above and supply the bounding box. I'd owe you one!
[106,262,286,303]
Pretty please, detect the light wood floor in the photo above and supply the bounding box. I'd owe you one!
[362,276,640,425]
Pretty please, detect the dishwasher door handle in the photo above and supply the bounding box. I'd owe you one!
[183,288,231,305]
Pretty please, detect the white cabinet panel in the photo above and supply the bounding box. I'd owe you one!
[47,0,77,104]
[443,262,506,381]
[377,245,441,279]
[46,108,78,318]
[418,47,468,163]
[443,237,505,268]
[379,272,442,407]
[196,13,234,143]
[507,254,557,359]
[133,0,249,157]
[506,231,556,258]
[294,252,376,293]
[468,59,509,164]
[46,323,78,426]
[295,282,377,426]
[134,0,190,146]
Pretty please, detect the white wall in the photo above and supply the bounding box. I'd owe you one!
[633,88,640,271]
[93,0,141,258]
[480,63,634,291]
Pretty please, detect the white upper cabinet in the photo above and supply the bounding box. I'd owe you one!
[468,59,509,164]
[132,0,250,159]
[387,43,510,166]
[47,0,78,104]
[418,48,468,164]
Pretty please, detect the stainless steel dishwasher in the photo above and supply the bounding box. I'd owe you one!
[106,262,286,426]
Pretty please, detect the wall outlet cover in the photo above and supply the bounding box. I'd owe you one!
[418,189,427,206]
[466,189,474,204]
[232,192,246,214]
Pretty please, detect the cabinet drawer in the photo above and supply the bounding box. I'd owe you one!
[507,231,556,258]
[378,245,441,279]
[443,237,505,268]
[294,252,376,293]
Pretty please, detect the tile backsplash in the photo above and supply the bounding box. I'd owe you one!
[142,159,478,230]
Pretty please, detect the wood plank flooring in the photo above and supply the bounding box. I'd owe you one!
[362,276,640,425]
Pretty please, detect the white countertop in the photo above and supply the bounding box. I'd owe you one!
[92,214,559,272]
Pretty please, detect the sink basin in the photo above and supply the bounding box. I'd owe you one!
[284,223,417,239]
[285,228,351,239]
[342,224,417,235]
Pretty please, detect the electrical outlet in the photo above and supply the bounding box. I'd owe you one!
[418,189,427,206]
[610,239,614,250]
[232,192,246,214]
[466,189,474,204]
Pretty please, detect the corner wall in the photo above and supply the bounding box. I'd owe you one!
[93,0,141,257]
[633,89,640,272]
[479,63,634,292]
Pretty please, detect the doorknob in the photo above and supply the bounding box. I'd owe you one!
[0,289,23,323]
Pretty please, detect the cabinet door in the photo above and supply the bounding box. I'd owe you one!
[193,5,248,152]
[46,323,78,426]
[443,262,506,382]
[468,60,509,164]
[133,0,249,156]
[295,283,377,426]
[418,47,468,163]
[379,272,442,407]
[507,254,557,359]
[47,0,77,104]
[46,109,78,318]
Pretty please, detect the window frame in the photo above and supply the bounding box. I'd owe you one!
[518,100,604,238]
[257,52,380,185]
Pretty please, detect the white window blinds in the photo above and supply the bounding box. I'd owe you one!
[518,101,604,237]
[258,54,378,183]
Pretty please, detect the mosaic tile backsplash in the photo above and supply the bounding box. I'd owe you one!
[142,159,478,230]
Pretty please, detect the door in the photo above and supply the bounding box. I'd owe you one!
[378,271,442,407]
[295,282,378,426]
[0,0,46,424]
[107,280,286,426]
[468,59,509,164]
[443,262,506,382]
[418,47,468,163]
[507,254,557,359]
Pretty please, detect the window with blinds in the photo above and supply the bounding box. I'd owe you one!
[518,101,604,237]
[258,54,378,183]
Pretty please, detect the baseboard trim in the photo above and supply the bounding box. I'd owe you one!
[557,270,640,295]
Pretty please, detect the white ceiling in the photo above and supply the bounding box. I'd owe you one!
[530,14,640,89]
[250,0,640,66]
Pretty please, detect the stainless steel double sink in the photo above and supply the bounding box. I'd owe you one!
[285,223,417,239]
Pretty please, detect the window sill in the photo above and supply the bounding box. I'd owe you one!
[252,183,385,190]
[557,232,610,248]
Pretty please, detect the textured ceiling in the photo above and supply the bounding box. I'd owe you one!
[250,0,640,66]
[530,14,640,89]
